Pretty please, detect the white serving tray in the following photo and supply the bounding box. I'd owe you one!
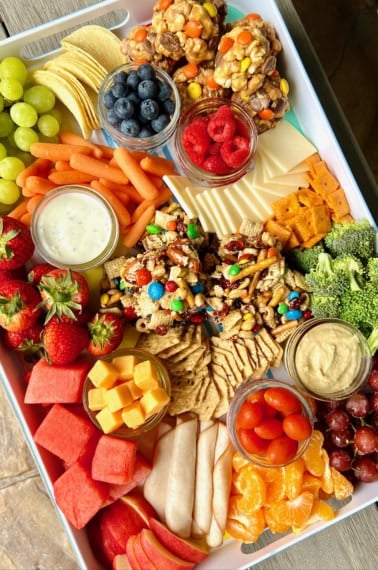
[0,1,377,569]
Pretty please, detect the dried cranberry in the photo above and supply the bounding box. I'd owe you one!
[123,307,137,320]
[225,239,245,252]
[155,326,168,335]
[190,313,205,324]
[288,299,301,309]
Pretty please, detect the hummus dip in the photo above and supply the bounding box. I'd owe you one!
[294,322,361,395]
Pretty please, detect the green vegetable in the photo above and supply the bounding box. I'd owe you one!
[324,218,376,260]
[305,252,347,296]
[285,243,325,274]
[332,254,364,292]
[339,283,378,355]
[367,257,378,285]
[310,295,341,319]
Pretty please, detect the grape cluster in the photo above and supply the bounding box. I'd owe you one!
[0,56,60,211]
[315,364,378,484]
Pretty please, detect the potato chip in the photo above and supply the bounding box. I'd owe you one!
[45,52,106,92]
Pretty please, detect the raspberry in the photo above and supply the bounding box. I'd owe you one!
[203,154,230,175]
[214,104,235,119]
[234,116,250,138]
[207,113,236,142]
[182,121,211,162]
[209,141,223,155]
[221,136,250,168]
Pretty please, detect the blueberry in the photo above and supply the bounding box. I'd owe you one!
[138,79,158,100]
[140,98,160,121]
[120,118,141,137]
[139,127,154,138]
[106,108,120,126]
[163,97,175,115]
[157,80,171,102]
[114,97,135,120]
[111,81,128,98]
[114,70,128,83]
[137,63,155,81]
[126,70,140,91]
[103,89,116,109]
[126,92,141,106]
[151,113,170,133]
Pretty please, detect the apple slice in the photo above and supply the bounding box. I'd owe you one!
[125,535,142,570]
[139,528,195,570]
[149,518,209,564]
[113,553,132,570]
[100,499,148,556]
[120,491,157,526]
[133,533,158,569]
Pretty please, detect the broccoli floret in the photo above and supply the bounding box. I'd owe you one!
[333,254,365,292]
[339,283,378,355]
[285,243,325,274]
[324,218,376,260]
[367,257,378,285]
[305,252,347,296]
[310,295,341,319]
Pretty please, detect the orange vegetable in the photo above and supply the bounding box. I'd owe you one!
[258,108,274,120]
[59,131,103,158]
[237,30,253,46]
[133,27,148,42]
[7,199,28,220]
[113,147,159,201]
[182,63,199,79]
[26,194,44,214]
[123,204,155,249]
[139,155,175,178]
[48,170,97,185]
[184,20,202,38]
[20,212,32,226]
[219,36,234,54]
[131,185,171,223]
[23,176,57,196]
[54,160,73,171]
[15,157,51,188]
[70,153,129,185]
[90,180,131,227]
[29,142,92,162]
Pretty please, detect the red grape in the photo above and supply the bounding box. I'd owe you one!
[330,428,353,448]
[371,412,378,431]
[353,456,378,483]
[368,369,378,392]
[325,409,350,431]
[345,392,371,418]
[354,426,378,455]
[370,392,378,413]
[329,449,353,472]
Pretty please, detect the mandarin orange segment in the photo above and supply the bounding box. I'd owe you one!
[264,506,292,534]
[283,457,305,500]
[232,468,266,512]
[266,491,314,529]
[330,467,354,500]
[226,510,266,543]
[232,452,251,472]
[301,472,322,496]
[292,499,335,533]
[265,468,286,505]
[320,449,334,495]
[302,430,325,476]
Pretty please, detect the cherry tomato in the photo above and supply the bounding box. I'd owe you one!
[236,401,264,429]
[254,418,284,440]
[237,428,269,455]
[265,435,298,465]
[247,390,277,417]
[264,387,302,415]
[283,413,312,441]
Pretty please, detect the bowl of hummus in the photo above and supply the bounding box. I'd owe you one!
[284,318,372,401]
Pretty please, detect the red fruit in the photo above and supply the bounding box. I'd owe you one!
[2,320,43,353]
[254,417,284,439]
[0,216,34,270]
[207,111,236,142]
[27,262,56,286]
[182,121,211,164]
[202,154,230,175]
[38,268,90,323]
[0,267,26,282]
[220,135,250,168]
[282,413,313,441]
[264,387,302,415]
[266,435,298,465]
[42,320,89,365]
[0,280,42,332]
[88,312,124,356]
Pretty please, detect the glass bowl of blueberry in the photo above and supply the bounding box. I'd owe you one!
[174,97,258,187]
[98,62,181,152]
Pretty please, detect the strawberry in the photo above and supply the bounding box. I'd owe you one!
[88,312,124,356]
[3,321,44,355]
[0,267,27,282]
[0,216,34,270]
[27,263,56,286]
[37,268,90,323]
[0,280,42,332]
[42,321,90,365]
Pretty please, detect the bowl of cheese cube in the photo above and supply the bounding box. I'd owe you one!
[83,348,171,437]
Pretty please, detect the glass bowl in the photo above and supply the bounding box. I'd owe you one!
[227,378,314,468]
[174,97,258,187]
[82,347,171,438]
[98,62,181,152]
[284,318,372,401]
[30,185,119,271]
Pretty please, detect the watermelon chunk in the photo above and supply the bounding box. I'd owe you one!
[53,460,108,529]
[25,356,92,404]
[34,403,96,466]
[92,434,137,485]
[107,453,152,503]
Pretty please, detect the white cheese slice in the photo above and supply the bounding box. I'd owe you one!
[204,189,230,237]
[195,191,222,236]
[269,169,310,188]
[214,190,241,234]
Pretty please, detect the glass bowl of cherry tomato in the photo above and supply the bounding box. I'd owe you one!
[227,379,314,467]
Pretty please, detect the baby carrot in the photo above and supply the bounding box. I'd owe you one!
[90,180,131,227]
[140,155,176,178]
[54,160,73,171]
[20,211,32,226]
[23,176,57,196]
[7,199,28,220]
[113,147,159,200]
[94,144,115,159]
[26,194,44,213]
[131,186,172,223]
[59,131,103,158]
[16,157,51,188]
[48,170,97,185]
[29,142,92,162]
[123,204,155,248]
[70,153,129,186]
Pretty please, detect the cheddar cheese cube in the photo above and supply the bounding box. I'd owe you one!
[133,360,159,391]
[140,386,170,417]
[126,379,143,401]
[112,354,140,380]
[121,401,146,429]
[104,382,132,412]
[87,387,107,411]
[95,407,124,434]
[88,360,119,389]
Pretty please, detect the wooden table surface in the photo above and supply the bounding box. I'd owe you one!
[0,1,377,569]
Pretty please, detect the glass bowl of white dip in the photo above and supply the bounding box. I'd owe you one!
[31,185,119,271]
[284,318,372,401]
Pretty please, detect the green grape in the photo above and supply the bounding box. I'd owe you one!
[42,107,62,124]
[7,130,18,149]
[0,95,4,112]
[0,57,28,85]
[0,142,6,160]
[10,101,38,127]
[0,179,21,205]
[0,78,24,102]
[0,111,15,137]
[14,150,34,167]
[0,156,25,180]
[37,114,60,137]
[23,84,55,113]
[13,126,39,152]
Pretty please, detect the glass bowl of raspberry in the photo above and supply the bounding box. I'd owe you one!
[174,97,258,187]
[98,62,181,152]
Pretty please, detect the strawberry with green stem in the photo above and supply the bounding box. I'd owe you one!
[38,268,90,323]
[0,280,42,332]
[42,320,90,365]
[3,320,44,357]
[0,216,34,270]
[88,312,124,356]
